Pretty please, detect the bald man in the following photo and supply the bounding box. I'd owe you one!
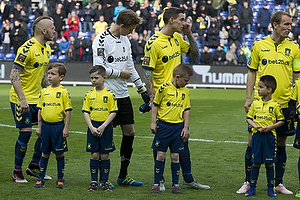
[10,16,55,183]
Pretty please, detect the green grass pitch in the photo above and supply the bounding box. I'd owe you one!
[0,84,299,200]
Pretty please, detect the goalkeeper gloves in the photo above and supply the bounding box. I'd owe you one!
[137,85,151,113]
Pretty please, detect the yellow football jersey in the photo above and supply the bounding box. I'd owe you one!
[9,37,51,104]
[142,31,190,92]
[248,35,300,108]
[247,97,285,136]
[153,81,191,123]
[82,87,118,122]
[37,85,72,123]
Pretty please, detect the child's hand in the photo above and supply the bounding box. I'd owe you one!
[35,128,41,137]
[90,126,100,137]
[97,125,106,137]
[150,123,157,134]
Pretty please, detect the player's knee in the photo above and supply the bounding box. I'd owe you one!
[91,152,100,160]
[100,153,109,160]
[170,153,179,163]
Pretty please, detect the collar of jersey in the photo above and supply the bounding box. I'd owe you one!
[258,97,274,104]
[157,31,175,39]
[32,37,47,48]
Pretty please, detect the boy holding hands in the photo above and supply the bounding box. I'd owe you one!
[150,64,193,194]
[246,75,285,197]
[34,63,72,188]
[82,65,118,191]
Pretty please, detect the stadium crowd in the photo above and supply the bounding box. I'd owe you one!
[1,0,300,64]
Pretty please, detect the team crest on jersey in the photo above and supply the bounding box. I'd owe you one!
[182,94,185,100]
[143,57,150,66]
[56,92,61,98]
[97,48,104,56]
[285,48,291,56]
[175,38,179,46]
[103,96,108,103]
[269,107,274,113]
[248,57,252,66]
[17,53,26,63]
[25,118,30,124]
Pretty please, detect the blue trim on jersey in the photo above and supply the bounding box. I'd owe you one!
[65,108,73,112]
[111,110,118,113]
[13,62,25,69]
[184,108,191,111]
[42,120,64,125]
[247,66,258,71]
[142,66,154,71]
[82,110,90,114]
[153,102,159,107]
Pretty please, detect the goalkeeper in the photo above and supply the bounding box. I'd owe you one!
[288,78,300,197]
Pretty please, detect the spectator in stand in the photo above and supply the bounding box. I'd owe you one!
[132,34,146,64]
[0,0,10,22]
[64,0,76,17]
[103,3,114,25]
[59,36,70,56]
[215,14,224,31]
[226,43,237,65]
[128,0,140,12]
[10,19,27,55]
[200,46,213,65]
[83,3,94,33]
[187,2,201,24]
[19,10,29,33]
[147,11,158,36]
[206,0,218,19]
[158,8,166,29]
[72,2,84,32]
[207,22,220,49]
[10,3,22,23]
[66,47,75,62]
[219,26,228,46]
[213,44,226,65]
[173,0,184,8]
[139,3,150,24]
[22,0,32,15]
[67,11,80,39]
[56,3,67,18]
[152,0,162,15]
[114,1,126,19]
[32,3,43,19]
[46,0,56,16]
[285,2,298,34]
[189,33,201,64]
[237,49,247,65]
[49,40,59,55]
[224,15,234,31]
[135,10,145,35]
[257,3,271,36]
[52,8,65,40]
[69,35,76,52]
[90,0,98,10]
[228,22,241,48]
[93,4,104,22]
[239,1,252,34]
[1,21,11,55]
[93,15,108,34]
[195,14,210,48]
[87,33,96,62]
[143,29,150,41]
[74,32,88,62]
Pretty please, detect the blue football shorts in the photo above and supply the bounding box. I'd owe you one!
[113,97,134,127]
[276,108,295,137]
[251,132,277,164]
[151,120,184,153]
[40,120,68,154]
[86,120,116,153]
[10,102,38,128]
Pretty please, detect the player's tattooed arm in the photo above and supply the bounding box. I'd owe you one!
[143,69,155,102]
[41,73,50,88]
[186,33,200,58]
[10,64,29,113]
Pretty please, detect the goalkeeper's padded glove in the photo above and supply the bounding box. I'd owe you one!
[139,103,151,113]
[137,85,147,94]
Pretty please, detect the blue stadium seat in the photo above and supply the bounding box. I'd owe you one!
[266,4,273,11]
[5,53,15,61]
[84,31,92,41]
[254,0,264,5]
[243,33,255,41]
[243,41,254,49]
[29,15,35,23]
[10,46,14,53]
[58,55,66,62]
[220,11,228,19]
[255,34,265,40]
[0,52,4,60]
[266,0,275,3]
[50,55,58,62]
[274,4,285,11]
[56,39,62,44]
[252,11,258,19]
[297,5,300,11]
[210,48,215,54]
[252,5,262,12]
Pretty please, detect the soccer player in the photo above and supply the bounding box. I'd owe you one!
[151,64,193,194]
[92,9,147,186]
[245,75,284,197]
[288,78,300,198]
[33,63,72,189]
[142,7,210,191]
[83,66,117,191]
[238,11,300,194]
[10,16,55,183]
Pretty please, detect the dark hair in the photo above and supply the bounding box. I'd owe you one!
[260,75,277,93]
[116,9,141,27]
[48,62,67,76]
[89,65,106,76]
[271,11,291,29]
[173,64,194,77]
[163,7,185,25]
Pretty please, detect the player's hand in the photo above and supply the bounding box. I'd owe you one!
[182,22,191,35]
[97,125,106,137]
[63,128,69,138]
[181,127,190,141]
[90,127,100,137]
[120,70,132,79]
[137,85,147,94]
[20,99,29,114]
[35,128,41,137]
[139,103,151,113]
[244,99,252,113]
[151,123,157,134]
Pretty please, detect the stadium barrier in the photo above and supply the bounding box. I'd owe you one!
[0,62,248,89]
